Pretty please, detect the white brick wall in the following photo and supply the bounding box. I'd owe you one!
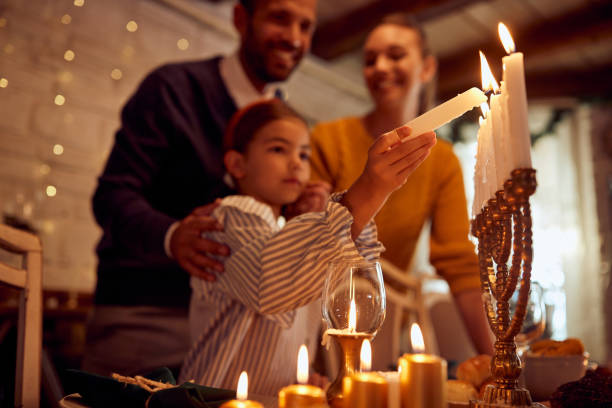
[0,0,370,291]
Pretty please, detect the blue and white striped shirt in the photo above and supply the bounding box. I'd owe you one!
[179,194,383,395]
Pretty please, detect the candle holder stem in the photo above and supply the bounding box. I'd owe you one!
[326,333,372,408]
[470,168,546,408]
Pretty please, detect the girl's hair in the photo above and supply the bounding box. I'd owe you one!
[375,13,437,115]
[224,99,307,153]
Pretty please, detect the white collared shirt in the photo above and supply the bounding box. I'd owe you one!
[219,52,284,108]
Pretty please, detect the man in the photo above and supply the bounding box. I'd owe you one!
[83,0,318,377]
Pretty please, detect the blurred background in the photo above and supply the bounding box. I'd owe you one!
[0,0,610,405]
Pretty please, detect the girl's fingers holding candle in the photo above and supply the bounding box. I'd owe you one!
[384,131,436,165]
[373,129,402,153]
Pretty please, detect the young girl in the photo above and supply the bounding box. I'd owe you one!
[180,99,435,394]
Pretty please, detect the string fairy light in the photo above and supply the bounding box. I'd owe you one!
[177,38,189,50]
[126,20,138,32]
[110,68,122,80]
[46,185,57,197]
[53,144,64,155]
[54,94,66,106]
[60,14,72,25]
[74,0,85,7]
[64,49,75,61]
[0,78,7,88]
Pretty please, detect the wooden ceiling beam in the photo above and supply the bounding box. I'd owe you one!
[437,2,612,97]
[311,0,489,60]
[438,64,612,101]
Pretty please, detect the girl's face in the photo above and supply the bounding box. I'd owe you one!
[230,118,311,215]
[363,24,434,109]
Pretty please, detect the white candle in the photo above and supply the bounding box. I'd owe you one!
[472,116,485,218]
[489,92,511,189]
[379,371,400,408]
[388,87,487,141]
[499,23,531,169]
[484,114,497,201]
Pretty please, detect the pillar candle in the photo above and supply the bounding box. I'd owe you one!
[220,372,264,408]
[277,345,327,408]
[379,371,400,408]
[398,324,447,408]
[343,340,388,408]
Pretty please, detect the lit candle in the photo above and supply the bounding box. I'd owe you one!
[220,372,264,408]
[398,324,447,408]
[343,339,388,408]
[499,22,531,169]
[277,345,327,408]
[386,87,487,141]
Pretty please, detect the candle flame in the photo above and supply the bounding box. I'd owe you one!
[237,371,248,400]
[360,339,372,372]
[480,102,490,118]
[410,323,425,353]
[479,51,499,93]
[297,344,309,384]
[498,22,516,54]
[348,299,357,332]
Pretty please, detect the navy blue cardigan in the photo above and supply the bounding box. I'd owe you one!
[93,57,236,307]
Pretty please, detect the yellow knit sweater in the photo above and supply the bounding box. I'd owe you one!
[310,117,480,294]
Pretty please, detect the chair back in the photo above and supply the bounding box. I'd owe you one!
[376,258,438,364]
[0,223,42,408]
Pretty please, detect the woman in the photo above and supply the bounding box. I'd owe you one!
[310,14,494,366]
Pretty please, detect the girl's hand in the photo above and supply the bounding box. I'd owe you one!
[283,181,332,219]
[341,126,436,239]
[358,126,436,199]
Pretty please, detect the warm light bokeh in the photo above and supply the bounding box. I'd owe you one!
[360,339,372,372]
[297,344,309,384]
[498,22,516,54]
[410,323,425,353]
[236,371,248,400]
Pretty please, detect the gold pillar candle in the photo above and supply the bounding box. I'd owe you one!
[379,371,400,408]
[343,373,388,408]
[343,340,388,408]
[220,372,264,408]
[399,324,447,408]
[278,345,327,408]
[278,384,327,408]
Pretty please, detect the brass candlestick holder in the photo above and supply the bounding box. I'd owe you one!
[470,168,545,408]
[326,332,373,408]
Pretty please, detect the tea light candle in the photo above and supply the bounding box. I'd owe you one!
[343,339,388,408]
[398,324,447,408]
[277,345,327,408]
[388,87,486,141]
[220,371,264,408]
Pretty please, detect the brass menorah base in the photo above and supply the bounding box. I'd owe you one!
[470,168,544,407]
[326,332,373,408]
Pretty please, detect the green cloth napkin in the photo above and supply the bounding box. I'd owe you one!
[64,368,235,408]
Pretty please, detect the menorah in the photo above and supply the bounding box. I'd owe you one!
[470,168,546,408]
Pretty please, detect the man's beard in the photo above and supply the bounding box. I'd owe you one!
[243,25,299,83]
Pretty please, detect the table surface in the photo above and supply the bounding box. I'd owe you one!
[60,393,278,408]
